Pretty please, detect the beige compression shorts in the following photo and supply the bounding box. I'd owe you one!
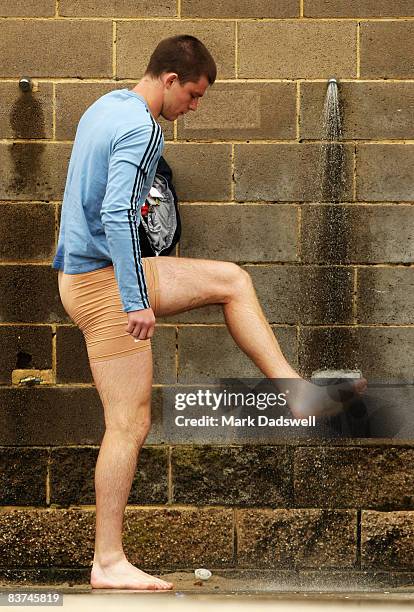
[58,258,160,363]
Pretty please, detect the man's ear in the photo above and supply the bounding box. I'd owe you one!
[163,72,179,89]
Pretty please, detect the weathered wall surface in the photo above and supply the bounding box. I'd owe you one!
[0,0,413,585]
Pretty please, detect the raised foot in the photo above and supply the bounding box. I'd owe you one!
[91,559,174,590]
[289,377,368,420]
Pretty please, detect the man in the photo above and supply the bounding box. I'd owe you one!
[53,35,365,590]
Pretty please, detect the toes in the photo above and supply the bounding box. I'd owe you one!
[154,576,173,589]
[155,582,171,590]
[159,581,173,589]
[145,577,171,590]
[142,583,158,590]
[354,377,368,394]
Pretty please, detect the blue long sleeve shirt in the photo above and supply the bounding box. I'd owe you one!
[52,88,164,312]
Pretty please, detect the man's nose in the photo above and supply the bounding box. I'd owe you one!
[189,99,198,111]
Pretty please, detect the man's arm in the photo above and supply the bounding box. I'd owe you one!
[100,121,163,313]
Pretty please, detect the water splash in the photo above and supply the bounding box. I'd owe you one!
[312,79,351,266]
[320,78,346,203]
[300,78,357,375]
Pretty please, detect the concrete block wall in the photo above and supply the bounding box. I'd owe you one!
[0,1,413,585]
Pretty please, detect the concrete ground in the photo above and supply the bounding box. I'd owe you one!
[1,591,414,612]
[1,571,414,611]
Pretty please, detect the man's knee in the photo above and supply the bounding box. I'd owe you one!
[227,263,253,294]
[106,405,151,443]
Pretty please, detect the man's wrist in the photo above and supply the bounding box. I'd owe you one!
[126,306,148,314]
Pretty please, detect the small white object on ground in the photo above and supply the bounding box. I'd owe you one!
[194,568,212,581]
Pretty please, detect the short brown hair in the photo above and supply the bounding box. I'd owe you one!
[145,35,217,85]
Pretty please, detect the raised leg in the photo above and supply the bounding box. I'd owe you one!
[154,256,299,378]
[89,349,173,590]
[152,256,366,416]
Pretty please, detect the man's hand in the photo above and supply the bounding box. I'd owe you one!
[126,308,155,340]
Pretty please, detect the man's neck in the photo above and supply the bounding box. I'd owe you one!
[131,78,163,119]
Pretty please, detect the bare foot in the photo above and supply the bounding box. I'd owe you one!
[91,558,174,590]
[287,377,368,419]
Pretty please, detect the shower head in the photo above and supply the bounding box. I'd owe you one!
[328,78,337,85]
[19,77,32,93]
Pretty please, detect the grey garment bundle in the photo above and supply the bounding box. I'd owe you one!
[141,173,177,255]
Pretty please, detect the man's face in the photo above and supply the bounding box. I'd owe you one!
[161,74,209,121]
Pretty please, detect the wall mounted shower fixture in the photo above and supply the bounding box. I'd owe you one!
[19,77,33,92]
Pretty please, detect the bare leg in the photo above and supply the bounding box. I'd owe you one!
[153,256,366,416]
[89,350,173,590]
[155,257,298,378]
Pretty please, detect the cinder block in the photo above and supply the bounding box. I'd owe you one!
[56,326,91,384]
[0,20,112,78]
[0,83,53,139]
[152,326,176,384]
[0,507,232,571]
[295,447,414,509]
[0,266,68,323]
[298,326,360,378]
[0,387,104,446]
[0,203,55,262]
[0,509,95,567]
[0,0,55,16]
[177,82,296,141]
[246,265,353,325]
[117,21,235,79]
[56,83,173,141]
[357,327,414,383]
[301,82,414,140]
[177,325,297,383]
[0,449,48,505]
[237,508,357,568]
[122,507,234,569]
[164,145,232,201]
[357,267,414,324]
[0,568,89,584]
[59,0,176,16]
[301,205,357,265]
[171,445,293,506]
[301,205,414,264]
[361,22,414,78]
[182,0,298,18]
[0,143,72,201]
[50,447,168,506]
[304,0,413,17]
[235,144,354,202]
[357,145,414,201]
[361,511,414,569]
[179,204,298,262]
[238,21,356,79]
[0,326,53,384]
[147,387,172,445]
[0,386,164,446]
